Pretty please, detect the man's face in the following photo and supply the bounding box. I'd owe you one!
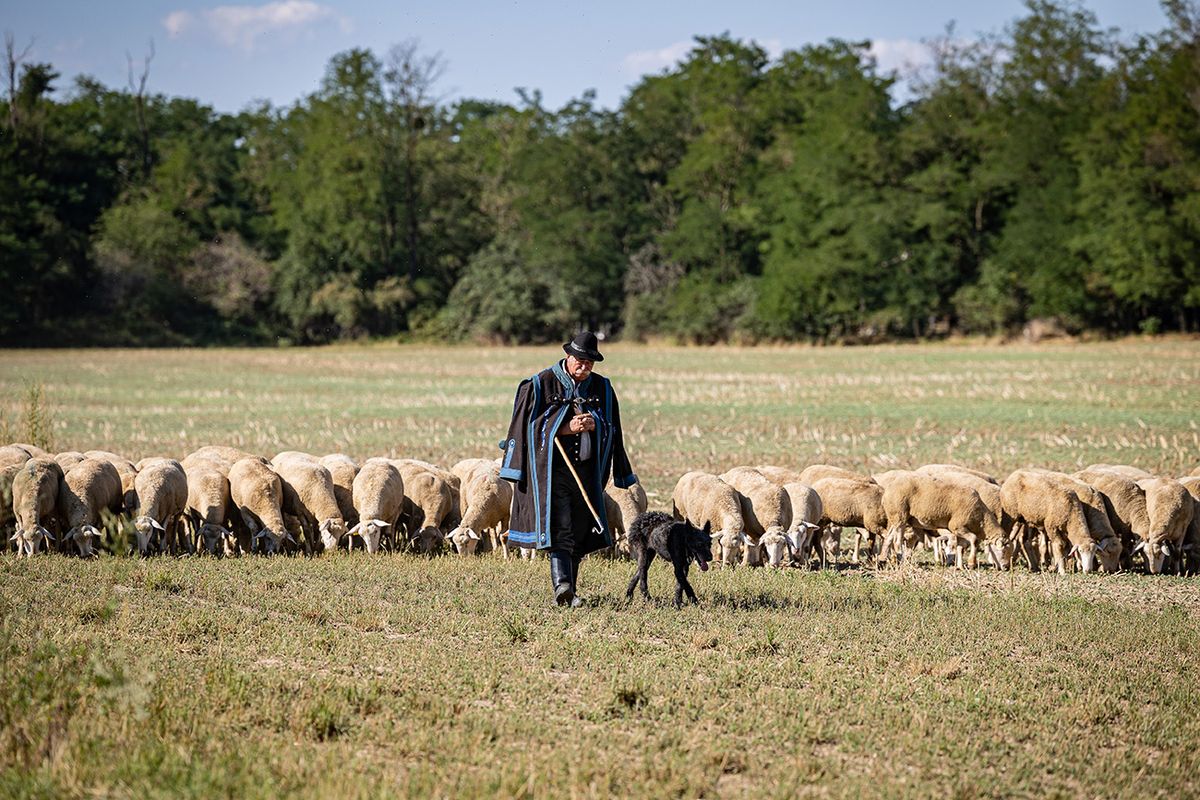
[565,355,593,382]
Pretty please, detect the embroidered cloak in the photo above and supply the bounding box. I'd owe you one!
[499,360,637,553]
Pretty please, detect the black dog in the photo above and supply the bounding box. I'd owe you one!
[625,511,712,607]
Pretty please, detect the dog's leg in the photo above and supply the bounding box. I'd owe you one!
[625,545,644,601]
[674,560,698,606]
[639,550,655,599]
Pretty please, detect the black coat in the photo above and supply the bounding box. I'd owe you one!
[499,360,637,552]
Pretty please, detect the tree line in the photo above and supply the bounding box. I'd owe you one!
[2,1,1199,346]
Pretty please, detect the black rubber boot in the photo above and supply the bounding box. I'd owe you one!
[550,550,575,607]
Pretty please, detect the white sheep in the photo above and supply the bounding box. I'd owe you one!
[1085,463,1154,480]
[0,445,31,539]
[799,465,875,486]
[810,477,887,567]
[349,458,405,554]
[391,459,455,553]
[270,457,347,554]
[184,446,257,474]
[605,482,649,559]
[1136,477,1194,574]
[672,471,746,569]
[83,450,139,511]
[58,458,124,558]
[11,457,63,556]
[320,454,360,525]
[881,471,1007,569]
[228,457,292,555]
[1000,470,1120,574]
[1179,476,1200,574]
[184,461,236,557]
[719,467,792,568]
[447,465,513,557]
[916,464,1014,568]
[54,451,86,471]
[130,459,189,556]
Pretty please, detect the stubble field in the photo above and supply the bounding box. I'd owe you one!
[1,339,1198,798]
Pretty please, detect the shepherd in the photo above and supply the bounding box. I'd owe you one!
[499,331,639,607]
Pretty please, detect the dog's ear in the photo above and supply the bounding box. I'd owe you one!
[702,520,711,536]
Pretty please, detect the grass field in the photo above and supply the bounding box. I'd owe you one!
[1,339,1199,798]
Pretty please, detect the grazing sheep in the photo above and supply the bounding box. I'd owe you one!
[881,472,1007,569]
[1044,472,1124,573]
[271,458,347,554]
[1179,477,1200,574]
[719,467,792,568]
[672,471,746,569]
[1000,470,1119,574]
[58,458,123,558]
[1073,469,1150,568]
[349,458,405,554]
[810,477,887,567]
[1136,477,1194,574]
[800,465,875,486]
[184,446,258,475]
[130,459,188,556]
[320,454,360,525]
[0,446,31,540]
[228,457,292,555]
[917,465,1014,568]
[83,450,139,511]
[447,466,513,557]
[10,457,63,556]
[451,458,498,486]
[778,482,823,566]
[605,482,649,558]
[54,451,86,471]
[754,465,804,485]
[184,461,236,557]
[391,460,455,553]
[1085,464,1154,480]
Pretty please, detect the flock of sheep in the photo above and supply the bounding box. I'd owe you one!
[3,441,1199,576]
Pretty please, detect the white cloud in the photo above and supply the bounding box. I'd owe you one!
[163,1,347,51]
[163,11,194,39]
[868,38,932,75]
[620,40,692,76]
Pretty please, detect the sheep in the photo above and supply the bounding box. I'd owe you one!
[1085,464,1154,480]
[10,457,63,556]
[1072,469,1150,569]
[318,454,359,524]
[451,458,498,486]
[606,482,649,558]
[58,458,123,558]
[446,466,513,557]
[1044,472,1124,573]
[671,471,746,569]
[83,450,139,511]
[228,457,292,555]
[391,460,455,553]
[0,446,30,540]
[915,464,998,485]
[881,472,1007,569]
[754,465,804,485]
[349,458,405,554]
[799,465,875,486]
[719,467,792,568]
[130,459,188,556]
[270,458,347,554]
[917,465,1015,569]
[184,461,236,557]
[183,446,258,475]
[1179,477,1200,575]
[810,478,887,568]
[54,451,86,471]
[1136,477,1194,574]
[779,482,823,566]
[1000,470,1120,574]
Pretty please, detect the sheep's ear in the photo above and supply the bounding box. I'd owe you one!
[370,519,389,528]
[9,530,20,541]
[468,530,481,540]
[1161,544,1172,557]
[284,532,297,545]
[1133,541,1146,553]
[347,522,362,535]
[150,518,165,531]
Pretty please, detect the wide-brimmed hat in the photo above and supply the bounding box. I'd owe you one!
[563,330,604,362]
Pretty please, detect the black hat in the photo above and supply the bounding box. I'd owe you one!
[563,330,604,362]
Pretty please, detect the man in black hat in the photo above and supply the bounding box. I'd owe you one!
[499,331,638,606]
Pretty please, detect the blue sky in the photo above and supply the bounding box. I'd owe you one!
[8,1,1171,113]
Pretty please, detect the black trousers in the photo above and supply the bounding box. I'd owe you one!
[551,448,592,559]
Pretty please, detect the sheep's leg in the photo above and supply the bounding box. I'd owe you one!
[852,531,862,565]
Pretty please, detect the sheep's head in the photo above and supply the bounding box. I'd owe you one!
[787,522,819,557]
[10,525,53,557]
[348,519,390,554]
[446,526,482,556]
[822,528,842,560]
[133,515,165,556]
[409,526,444,555]
[198,523,235,557]
[319,518,348,552]
[985,538,1016,571]
[760,528,792,568]
[254,528,293,555]
[711,529,745,567]
[1068,540,1099,573]
[1134,539,1172,574]
[66,525,100,558]
[1095,536,1123,573]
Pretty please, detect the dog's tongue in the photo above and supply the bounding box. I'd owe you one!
[697,557,709,572]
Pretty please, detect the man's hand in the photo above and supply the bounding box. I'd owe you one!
[566,414,595,434]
